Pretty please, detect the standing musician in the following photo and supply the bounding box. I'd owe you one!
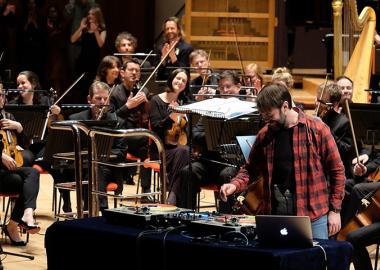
[109,58,152,196]
[220,83,345,239]
[155,16,193,81]
[178,70,244,210]
[149,68,190,205]
[0,85,40,246]
[340,151,380,270]
[188,49,218,102]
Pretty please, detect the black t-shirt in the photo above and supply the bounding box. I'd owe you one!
[271,127,296,215]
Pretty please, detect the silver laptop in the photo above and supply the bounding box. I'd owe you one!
[255,215,314,248]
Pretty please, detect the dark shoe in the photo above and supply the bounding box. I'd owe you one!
[62,204,72,213]
[2,225,26,246]
[18,220,41,234]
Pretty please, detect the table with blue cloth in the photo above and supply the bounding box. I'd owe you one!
[45,217,352,270]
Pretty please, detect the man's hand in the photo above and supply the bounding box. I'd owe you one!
[0,119,23,133]
[126,92,147,109]
[353,163,367,176]
[220,183,237,202]
[328,211,341,237]
[352,154,369,165]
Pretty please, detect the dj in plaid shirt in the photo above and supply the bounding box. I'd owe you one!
[220,83,345,239]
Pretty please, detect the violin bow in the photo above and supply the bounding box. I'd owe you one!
[344,99,360,162]
[40,72,85,139]
[140,50,153,67]
[200,49,212,87]
[136,40,179,95]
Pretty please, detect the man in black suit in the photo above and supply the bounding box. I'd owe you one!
[155,16,193,81]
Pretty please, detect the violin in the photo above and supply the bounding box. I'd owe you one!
[131,82,150,128]
[0,110,23,167]
[165,114,187,146]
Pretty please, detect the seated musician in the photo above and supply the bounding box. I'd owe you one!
[12,70,62,163]
[0,86,40,246]
[149,68,190,205]
[339,151,380,270]
[109,58,152,196]
[271,67,302,109]
[220,83,345,239]
[95,55,121,88]
[178,70,244,211]
[67,81,121,212]
[188,49,218,102]
[318,83,354,179]
[243,62,263,94]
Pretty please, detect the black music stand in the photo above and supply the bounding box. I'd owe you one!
[203,113,262,151]
[349,103,380,146]
[4,105,49,141]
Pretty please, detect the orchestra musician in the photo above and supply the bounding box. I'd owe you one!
[318,83,354,179]
[114,31,152,68]
[0,85,41,246]
[155,16,193,81]
[336,75,354,104]
[188,49,218,102]
[11,70,61,165]
[149,68,190,205]
[244,62,263,94]
[109,58,152,196]
[178,70,245,210]
[67,81,121,212]
[95,55,121,88]
[341,151,380,270]
[220,83,346,239]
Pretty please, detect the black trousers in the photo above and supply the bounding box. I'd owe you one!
[178,159,237,210]
[0,167,40,222]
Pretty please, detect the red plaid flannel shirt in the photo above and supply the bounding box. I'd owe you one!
[231,108,345,221]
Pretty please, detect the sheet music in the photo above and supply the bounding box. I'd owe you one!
[173,98,257,119]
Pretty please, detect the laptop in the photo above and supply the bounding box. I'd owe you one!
[236,135,256,162]
[255,215,314,248]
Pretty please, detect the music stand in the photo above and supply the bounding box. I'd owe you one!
[203,114,262,151]
[349,103,380,146]
[4,105,49,141]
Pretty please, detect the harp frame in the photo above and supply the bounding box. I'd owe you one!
[332,0,376,103]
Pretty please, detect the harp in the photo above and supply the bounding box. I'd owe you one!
[332,0,376,103]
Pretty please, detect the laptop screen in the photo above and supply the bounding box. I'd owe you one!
[236,135,256,162]
[255,215,314,248]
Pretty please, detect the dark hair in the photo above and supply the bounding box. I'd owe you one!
[121,58,141,71]
[115,31,138,50]
[18,70,41,104]
[257,83,292,113]
[325,83,341,104]
[219,70,240,85]
[96,55,121,83]
[336,75,353,87]
[166,68,188,92]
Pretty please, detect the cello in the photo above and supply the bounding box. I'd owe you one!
[0,110,23,167]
